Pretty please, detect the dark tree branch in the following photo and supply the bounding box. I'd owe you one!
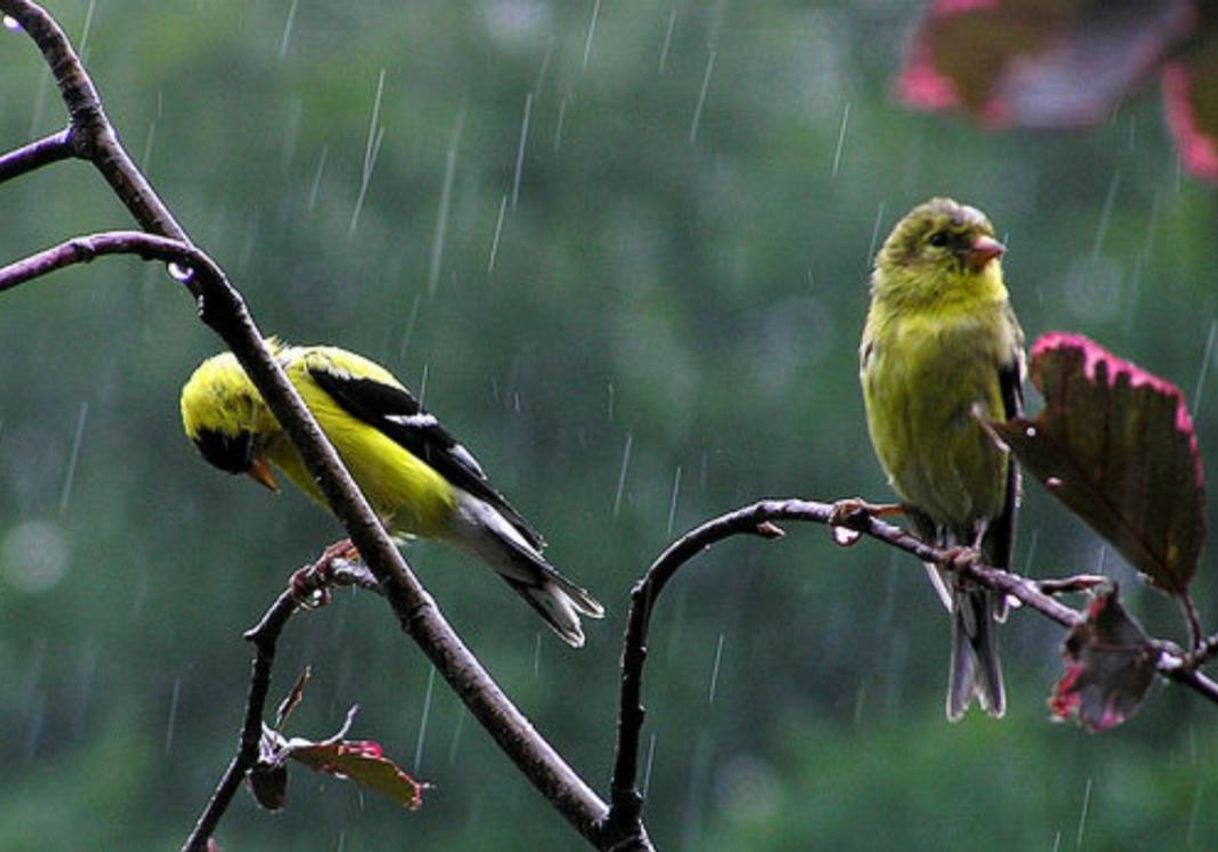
[602,497,1216,844]
[0,127,73,182]
[0,2,611,846]
[0,230,211,294]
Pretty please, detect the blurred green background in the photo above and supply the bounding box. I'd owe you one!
[2,1,1217,849]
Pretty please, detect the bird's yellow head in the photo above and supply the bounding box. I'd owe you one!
[872,197,1006,307]
[180,350,280,491]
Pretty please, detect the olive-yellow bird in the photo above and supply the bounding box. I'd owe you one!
[180,341,603,647]
[860,197,1025,720]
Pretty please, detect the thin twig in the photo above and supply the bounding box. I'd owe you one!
[0,127,74,182]
[0,230,209,294]
[182,590,296,852]
[602,497,1210,843]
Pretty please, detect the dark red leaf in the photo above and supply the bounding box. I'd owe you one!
[990,332,1205,597]
[899,0,1198,127]
[1162,30,1218,183]
[1049,586,1157,732]
[290,739,425,809]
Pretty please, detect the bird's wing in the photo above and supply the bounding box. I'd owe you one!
[307,364,544,549]
[983,332,1024,572]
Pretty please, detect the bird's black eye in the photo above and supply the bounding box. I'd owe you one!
[928,231,949,247]
[193,428,255,475]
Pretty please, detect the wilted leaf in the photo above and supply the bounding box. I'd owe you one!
[991,332,1205,597]
[1162,33,1218,183]
[248,759,289,811]
[289,739,425,810]
[1049,586,1157,732]
[247,677,425,811]
[897,0,1218,183]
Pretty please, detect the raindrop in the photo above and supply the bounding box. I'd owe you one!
[414,667,436,771]
[607,383,615,422]
[428,109,463,296]
[642,733,658,798]
[487,194,508,273]
[349,69,387,234]
[447,706,468,764]
[165,677,182,755]
[666,465,682,537]
[1025,425,1037,437]
[831,525,860,547]
[689,49,717,144]
[553,91,569,152]
[1192,319,1217,415]
[582,0,601,69]
[1090,172,1120,261]
[78,0,96,61]
[866,202,887,261]
[397,292,422,360]
[1076,777,1093,849]
[831,101,850,177]
[533,632,542,679]
[307,144,329,212]
[278,0,298,59]
[1046,476,1062,490]
[167,261,193,282]
[658,8,676,73]
[59,401,89,513]
[3,14,20,30]
[418,363,430,407]
[511,93,532,209]
[707,633,725,703]
[139,119,157,174]
[613,432,633,517]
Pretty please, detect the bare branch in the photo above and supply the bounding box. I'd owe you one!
[0,127,74,182]
[1,2,610,844]
[0,230,211,294]
[604,497,1214,843]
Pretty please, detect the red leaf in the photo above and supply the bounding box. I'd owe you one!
[1049,586,1157,732]
[1162,34,1218,183]
[990,332,1205,597]
[896,0,1218,182]
[899,0,1198,127]
[289,739,425,810]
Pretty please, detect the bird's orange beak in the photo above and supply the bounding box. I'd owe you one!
[966,235,1006,271]
[247,455,279,492]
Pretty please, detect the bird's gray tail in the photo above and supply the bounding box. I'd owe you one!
[947,585,1005,721]
[447,492,604,647]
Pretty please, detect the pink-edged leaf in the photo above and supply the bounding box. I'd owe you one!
[1049,586,1157,732]
[289,739,425,810]
[898,0,1198,127]
[1162,28,1218,183]
[991,332,1205,597]
[246,676,426,812]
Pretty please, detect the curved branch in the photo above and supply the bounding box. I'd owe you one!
[0,0,191,242]
[0,230,214,293]
[603,497,1211,843]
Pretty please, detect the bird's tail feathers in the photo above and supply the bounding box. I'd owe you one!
[947,587,1005,721]
[448,493,604,647]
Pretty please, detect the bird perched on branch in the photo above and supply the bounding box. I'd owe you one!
[860,197,1025,720]
[180,340,604,647]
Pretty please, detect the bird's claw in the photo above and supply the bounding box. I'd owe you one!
[827,498,903,547]
[289,538,361,608]
[938,545,980,573]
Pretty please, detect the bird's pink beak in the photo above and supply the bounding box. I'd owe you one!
[966,235,1005,271]
[247,455,279,492]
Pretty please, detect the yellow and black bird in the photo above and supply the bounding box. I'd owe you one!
[860,197,1025,719]
[180,341,604,647]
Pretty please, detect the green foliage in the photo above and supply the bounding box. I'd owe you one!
[2,0,1217,848]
